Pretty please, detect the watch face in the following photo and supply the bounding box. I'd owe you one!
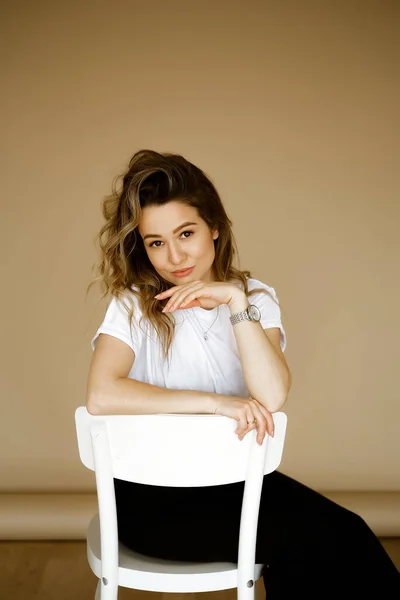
[248,305,261,322]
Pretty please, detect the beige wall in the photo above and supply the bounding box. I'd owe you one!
[1,0,399,494]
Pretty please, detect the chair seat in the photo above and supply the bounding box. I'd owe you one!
[87,514,264,593]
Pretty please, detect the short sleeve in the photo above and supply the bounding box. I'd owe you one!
[91,294,144,354]
[248,280,287,352]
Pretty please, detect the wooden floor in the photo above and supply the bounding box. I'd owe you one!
[1,539,399,600]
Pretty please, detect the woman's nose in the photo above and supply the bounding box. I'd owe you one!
[168,244,186,265]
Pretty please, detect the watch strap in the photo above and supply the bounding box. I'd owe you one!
[230,310,250,326]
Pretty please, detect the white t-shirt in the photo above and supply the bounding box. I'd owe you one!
[91,277,286,399]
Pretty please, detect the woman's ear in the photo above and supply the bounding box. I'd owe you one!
[213,229,219,240]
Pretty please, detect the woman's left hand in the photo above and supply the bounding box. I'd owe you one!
[154,281,245,312]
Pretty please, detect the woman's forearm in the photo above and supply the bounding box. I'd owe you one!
[87,376,217,416]
[228,293,291,413]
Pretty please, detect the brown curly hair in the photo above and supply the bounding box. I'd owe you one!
[87,149,270,362]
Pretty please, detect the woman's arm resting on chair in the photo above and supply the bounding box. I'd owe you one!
[86,333,217,416]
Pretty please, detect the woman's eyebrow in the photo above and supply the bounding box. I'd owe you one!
[143,221,198,241]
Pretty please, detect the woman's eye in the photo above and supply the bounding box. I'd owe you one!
[149,231,193,248]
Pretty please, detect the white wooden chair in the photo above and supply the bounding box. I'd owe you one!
[75,407,287,600]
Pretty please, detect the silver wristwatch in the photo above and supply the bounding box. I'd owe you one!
[230,304,261,326]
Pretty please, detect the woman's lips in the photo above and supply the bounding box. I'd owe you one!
[172,266,195,277]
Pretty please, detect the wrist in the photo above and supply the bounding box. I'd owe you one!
[207,393,219,414]
[228,289,249,314]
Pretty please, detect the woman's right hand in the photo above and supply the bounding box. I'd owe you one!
[213,395,274,446]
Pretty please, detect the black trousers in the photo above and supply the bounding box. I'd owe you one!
[114,471,400,599]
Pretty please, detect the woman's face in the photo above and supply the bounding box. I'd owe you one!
[138,201,219,285]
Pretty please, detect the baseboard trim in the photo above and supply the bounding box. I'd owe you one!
[0,492,399,540]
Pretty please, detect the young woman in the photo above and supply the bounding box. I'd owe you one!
[86,149,399,599]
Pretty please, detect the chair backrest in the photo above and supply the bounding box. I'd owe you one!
[75,407,287,587]
[75,407,287,487]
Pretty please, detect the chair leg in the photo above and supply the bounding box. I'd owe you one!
[237,583,256,600]
[95,578,118,600]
